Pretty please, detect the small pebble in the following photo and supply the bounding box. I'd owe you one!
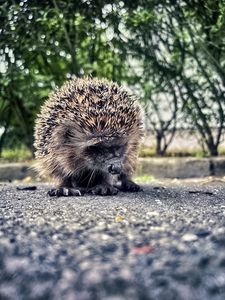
[181,233,198,242]
[17,186,37,191]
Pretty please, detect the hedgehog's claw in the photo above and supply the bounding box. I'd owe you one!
[48,187,82,197]
[120,180,141,192]
[88,184,118,196]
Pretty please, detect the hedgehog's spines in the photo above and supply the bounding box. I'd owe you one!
[34,77,144,181]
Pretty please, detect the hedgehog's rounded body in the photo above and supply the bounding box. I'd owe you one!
[34,77,144,196]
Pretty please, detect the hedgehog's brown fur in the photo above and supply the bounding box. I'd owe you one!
[34,77,144,196]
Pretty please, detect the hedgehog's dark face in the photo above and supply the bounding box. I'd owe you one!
[85,142,126,174]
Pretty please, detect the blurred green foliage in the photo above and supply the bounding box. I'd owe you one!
[0,0,129,154]
[0,147,33,162]
[1,0,225,157]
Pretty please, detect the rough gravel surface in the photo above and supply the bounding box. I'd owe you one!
[1,181,225,300]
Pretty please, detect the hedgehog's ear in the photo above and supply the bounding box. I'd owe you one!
[53,123,85,147]
[64,126,101,148]
[84,137,102,147]
[64,128,73,139]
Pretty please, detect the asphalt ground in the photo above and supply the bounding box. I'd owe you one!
[0,181,225,300]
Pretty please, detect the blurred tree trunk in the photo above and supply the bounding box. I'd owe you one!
[0,123,9,157]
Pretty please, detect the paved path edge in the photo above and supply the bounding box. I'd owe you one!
[1,157,225,181]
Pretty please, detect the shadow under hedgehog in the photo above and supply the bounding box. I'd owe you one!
[34,77,144,196]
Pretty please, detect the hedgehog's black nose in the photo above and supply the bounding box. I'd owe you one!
[108,164,121,174]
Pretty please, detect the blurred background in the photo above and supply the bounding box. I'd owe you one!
[1,0,225,163]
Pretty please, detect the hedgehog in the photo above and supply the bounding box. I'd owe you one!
[34,77,144,197]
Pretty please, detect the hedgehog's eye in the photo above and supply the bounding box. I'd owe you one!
[113,145,124,157]
[86,145,103,155]
[87,145,97,153]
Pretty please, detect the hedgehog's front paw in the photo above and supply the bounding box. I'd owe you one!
[48,187,82,197]
[88,184,118,196]
[121,180,141,192]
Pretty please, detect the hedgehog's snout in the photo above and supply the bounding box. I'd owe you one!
[108,163,122,175]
